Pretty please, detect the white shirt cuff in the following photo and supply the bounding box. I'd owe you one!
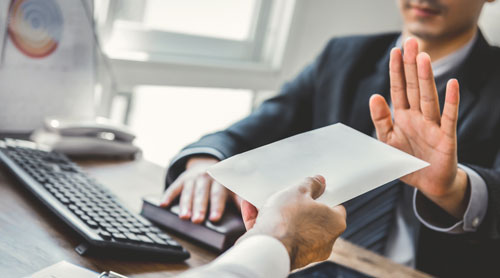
[413,164,489,234]
[204,235,290,278]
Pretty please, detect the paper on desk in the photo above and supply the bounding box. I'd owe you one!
[208,123,429,209]
[27,261,97,278]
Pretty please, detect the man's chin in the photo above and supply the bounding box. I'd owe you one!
[406,24,443,41]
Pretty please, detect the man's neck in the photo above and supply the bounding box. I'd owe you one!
[402,27,478,62]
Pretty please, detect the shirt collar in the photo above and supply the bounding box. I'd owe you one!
[394,33,478,78]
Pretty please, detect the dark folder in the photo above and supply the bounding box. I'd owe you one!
[140,196,246,252]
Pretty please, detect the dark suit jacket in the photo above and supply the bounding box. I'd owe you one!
[167,31,500,277]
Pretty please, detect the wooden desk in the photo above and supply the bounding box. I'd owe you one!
[0,159,432,278]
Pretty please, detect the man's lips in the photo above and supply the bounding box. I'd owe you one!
[410,5,441,17]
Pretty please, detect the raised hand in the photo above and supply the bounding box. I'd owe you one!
[369,38,469,218]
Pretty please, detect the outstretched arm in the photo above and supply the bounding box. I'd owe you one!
[179,176,346,278]
[369,38,468,219]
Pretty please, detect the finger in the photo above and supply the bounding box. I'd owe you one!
[179,179,195,220]
[390,47,410,110]
[209,181,228,222]
[403,38,421,111]
[441,79,460,138]
[299,175,326,200]
[191,176,211,224]
[231,193,243,211]
[369,94,393,142]
[417,52,441,123]
[160,177,184,207]
[241,200,258,230]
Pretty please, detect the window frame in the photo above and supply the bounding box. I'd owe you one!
[97,0,282,63]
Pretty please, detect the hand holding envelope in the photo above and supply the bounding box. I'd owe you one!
[208,123,429,209]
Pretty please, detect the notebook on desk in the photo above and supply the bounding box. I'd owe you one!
[27,261,128,278]
[141,196,246,252]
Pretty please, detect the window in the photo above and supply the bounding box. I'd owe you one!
[95,0,295,68]
[142,0,257,41]
[115,86,253,166]
[99,1,296,164]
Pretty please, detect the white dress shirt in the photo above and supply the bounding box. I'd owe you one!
[178,235,290,278]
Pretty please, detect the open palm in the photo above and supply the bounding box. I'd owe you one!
[369,38,460,199]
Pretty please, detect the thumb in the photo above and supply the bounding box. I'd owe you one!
[299,175,326,200]
[369,94,393,142]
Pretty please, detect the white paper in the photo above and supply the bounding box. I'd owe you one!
[208,123,429,209]
[27,261,97,278]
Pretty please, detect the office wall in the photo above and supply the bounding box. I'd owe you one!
[480,1,500,46]
[279,0,401,85]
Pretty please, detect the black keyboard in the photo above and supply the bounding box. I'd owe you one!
[0,138,190,261]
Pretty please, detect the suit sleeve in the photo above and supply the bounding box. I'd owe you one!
[413,151,500,240]
[165,40,336,185]
[465,155,500,240]
[413,164,488,234]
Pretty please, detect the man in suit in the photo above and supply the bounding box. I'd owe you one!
[161,0,500,276]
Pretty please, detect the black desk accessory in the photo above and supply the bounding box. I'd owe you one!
[141,196,246,252]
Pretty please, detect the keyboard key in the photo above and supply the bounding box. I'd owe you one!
[106,228,119,234]
[80,215,91,222]
[146,233,169,246]
[156,233,172,241]
[117,227,129,233]
[166,239,182,249]
[86,220,98,229]
[125,233,141,242]
[112,233,127,241]
[98,231,112,240]
[137,235,154,244]
[129,228,142,234]
[100,222,113,228]
[58,197,70,205]
[149,226,162,233]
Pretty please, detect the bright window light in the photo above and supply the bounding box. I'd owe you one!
[128,86,253,166]
[96,0,295,67]
[143,0,257,41]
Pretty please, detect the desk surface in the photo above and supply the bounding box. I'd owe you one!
[0,158,432,278]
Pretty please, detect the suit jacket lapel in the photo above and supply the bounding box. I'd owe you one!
[348,45,392,135]
[453,30,493,136]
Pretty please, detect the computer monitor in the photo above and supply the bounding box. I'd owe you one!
[0,0,115,134]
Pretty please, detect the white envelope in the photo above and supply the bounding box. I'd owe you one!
[208,123,429,208]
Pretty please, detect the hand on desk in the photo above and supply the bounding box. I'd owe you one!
[369,38,469,219]
[239,175,347,270]
[160,157,242,223]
